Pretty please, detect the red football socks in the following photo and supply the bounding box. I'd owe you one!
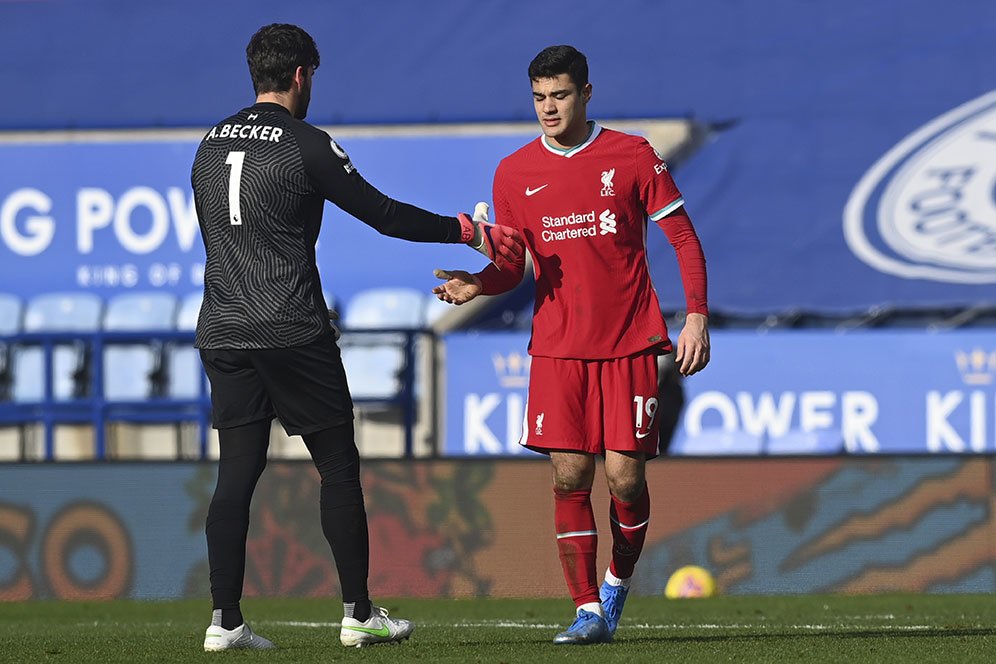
[608,484,650,580]
[553,488,600,607]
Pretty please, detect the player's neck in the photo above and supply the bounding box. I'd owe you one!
[544,120,593,151]
[255,91,299,117]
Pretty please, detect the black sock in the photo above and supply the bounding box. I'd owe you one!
[206,420,270,627]
[344,599,373,623]
[302,423,371,615]
[221,608,244,630]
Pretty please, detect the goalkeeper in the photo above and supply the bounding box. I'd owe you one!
[433,45,709,645]
[190,23,523,652]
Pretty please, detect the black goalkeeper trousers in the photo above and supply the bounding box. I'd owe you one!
[205,418,370,610]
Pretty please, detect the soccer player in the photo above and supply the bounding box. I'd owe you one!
[433,45,710,645]
[191,24,522,651]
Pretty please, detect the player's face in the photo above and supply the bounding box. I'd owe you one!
[532,74,591,148]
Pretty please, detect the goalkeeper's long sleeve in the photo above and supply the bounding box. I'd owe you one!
[299,126,464,243]
[656,207,709,316]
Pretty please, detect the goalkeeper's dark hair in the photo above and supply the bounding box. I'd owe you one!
[246,23,320,95]
[528,45,589,90]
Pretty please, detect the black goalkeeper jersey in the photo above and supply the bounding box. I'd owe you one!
[190,102,463,349]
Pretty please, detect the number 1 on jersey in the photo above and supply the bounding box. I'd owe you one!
[225,151,245,225]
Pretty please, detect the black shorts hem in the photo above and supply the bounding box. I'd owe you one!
[282,414,354,437]
[213,412,275,431]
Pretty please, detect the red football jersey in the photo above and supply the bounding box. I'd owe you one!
[493,123,685,360]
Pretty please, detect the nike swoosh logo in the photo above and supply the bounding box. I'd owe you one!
[525,184,549,196]
[636,430,653,439]
[343,625,391,638]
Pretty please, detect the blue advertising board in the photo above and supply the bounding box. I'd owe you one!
[0,132,527,308]
[443,330,996,456]
[443,332,539,457]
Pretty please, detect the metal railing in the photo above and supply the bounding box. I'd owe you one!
[0,329,426,460]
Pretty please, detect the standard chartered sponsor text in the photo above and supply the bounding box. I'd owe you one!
[542,210,597,242]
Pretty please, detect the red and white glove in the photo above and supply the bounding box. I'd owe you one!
[458,202,524,272]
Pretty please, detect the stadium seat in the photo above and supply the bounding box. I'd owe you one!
[100,291,211,459]
[0,294,21,336]
[425,295,456,326]
[168,292,203,399]
[0,294,22,401]
[342,287,427,330]
[340,288,427,401]
[13,292,103,402]
[176,291,202,331]
[102,292,177,400]
[343,346,408,399]
[22,292,103,333]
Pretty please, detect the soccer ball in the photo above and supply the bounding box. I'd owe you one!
[664,565,717,598]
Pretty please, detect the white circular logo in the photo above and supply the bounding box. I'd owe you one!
[843,89,996,283]
[329,138,350,160]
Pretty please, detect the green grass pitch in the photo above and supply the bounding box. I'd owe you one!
[2,595,995,663]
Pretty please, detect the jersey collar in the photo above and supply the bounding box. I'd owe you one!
[541,121,601,158]
[249,102,291,116]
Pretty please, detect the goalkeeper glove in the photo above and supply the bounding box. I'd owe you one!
[458,202,524,272]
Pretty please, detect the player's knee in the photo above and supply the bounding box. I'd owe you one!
[553,468,595,492]
[320,478,364,510]
[607,476,645,503]
[551,453,595,491]
[206,498,249,526]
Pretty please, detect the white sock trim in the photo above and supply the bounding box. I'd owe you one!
[577,601,603,617]
[556,529,598,539]
[605,568,631,587]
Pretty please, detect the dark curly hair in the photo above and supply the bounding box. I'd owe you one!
[246,23,320,95]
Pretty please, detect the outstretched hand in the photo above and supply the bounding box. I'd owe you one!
[675,312,710,376]
[432,268,483,305]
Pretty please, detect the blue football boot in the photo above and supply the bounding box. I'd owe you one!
[552,609,612,645]
[599,580,630,637]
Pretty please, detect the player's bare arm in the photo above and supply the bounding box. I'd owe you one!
[675,312,710,376]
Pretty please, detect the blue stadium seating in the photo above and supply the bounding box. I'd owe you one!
[0,294,22,401]
[176,291,202,331]
[102,292,177,400]
[0,294,21,336]
[97,291,209,458]
[22,292,103,333]
[168,292,203,400]
[14,292,103,402]
[340,287,427,399]
[343,346,409,400]
[343,287,427,330]
[337,287,433,455]
[426,295,456,326]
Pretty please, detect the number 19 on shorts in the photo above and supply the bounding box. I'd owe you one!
[634,394,658,439]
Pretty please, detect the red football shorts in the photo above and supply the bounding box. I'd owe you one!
[520,351,662,458]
